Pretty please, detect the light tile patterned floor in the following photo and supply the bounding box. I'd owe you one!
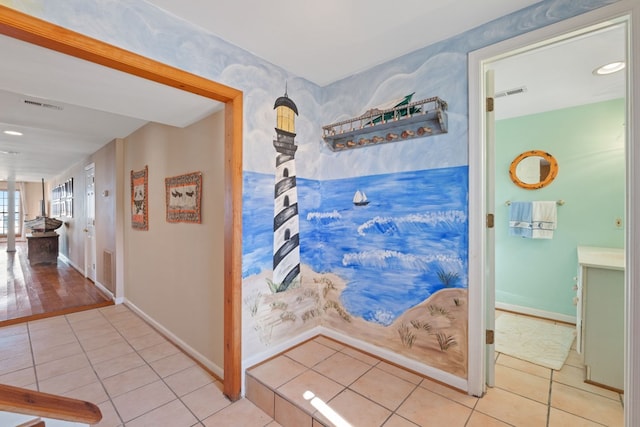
[0,306,624,426]
[246,311,624,426]
[0,304,280,427]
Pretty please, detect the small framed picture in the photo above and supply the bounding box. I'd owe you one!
[165,171,202,224]
[131,166,149,230]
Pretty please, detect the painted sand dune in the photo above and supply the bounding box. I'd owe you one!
[243,264,467,378]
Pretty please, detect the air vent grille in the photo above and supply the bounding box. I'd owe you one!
[23,99,64,110]
[103,250,114,290]
[495,86,527,98]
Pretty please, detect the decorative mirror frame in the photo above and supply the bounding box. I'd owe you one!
[509,150,558,190]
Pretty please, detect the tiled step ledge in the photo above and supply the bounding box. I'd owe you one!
[245,334,467,427]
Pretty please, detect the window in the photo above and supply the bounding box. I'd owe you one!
[0,190,21,236]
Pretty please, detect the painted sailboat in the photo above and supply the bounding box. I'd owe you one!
[353,190,370,206]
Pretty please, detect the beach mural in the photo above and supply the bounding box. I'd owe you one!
[243,166,469,375]
[243,91,469,376]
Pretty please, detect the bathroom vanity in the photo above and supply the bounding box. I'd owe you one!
[576,246,624,391]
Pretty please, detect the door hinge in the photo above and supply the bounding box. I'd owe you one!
[486,213,494,228]
[486,97,494,112]
[486,329,495,345]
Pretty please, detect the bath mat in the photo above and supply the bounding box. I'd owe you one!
[495,313,575,370]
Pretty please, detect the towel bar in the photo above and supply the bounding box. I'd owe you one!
[505,200,565,206]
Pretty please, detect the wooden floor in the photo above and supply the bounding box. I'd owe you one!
[0,241,112,326]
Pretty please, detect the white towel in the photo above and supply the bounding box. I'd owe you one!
[531,201,557,239]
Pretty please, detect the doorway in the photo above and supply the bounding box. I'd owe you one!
[468,2,638,425]
[0,7,244,400]
[490,24,626,328]
[84,164,96,282]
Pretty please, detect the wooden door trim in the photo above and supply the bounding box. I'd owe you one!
[0,5,243,400]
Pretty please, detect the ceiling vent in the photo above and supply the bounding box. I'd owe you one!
[23,99,64,111]
[495,86,528,98]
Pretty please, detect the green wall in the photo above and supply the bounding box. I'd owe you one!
[495,98,625,317]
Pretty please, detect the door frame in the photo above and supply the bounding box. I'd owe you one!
[468,1,638,425]
[0,7,244,400]
[84,163,96,282]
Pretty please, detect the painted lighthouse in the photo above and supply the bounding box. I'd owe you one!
[271,90,301,293]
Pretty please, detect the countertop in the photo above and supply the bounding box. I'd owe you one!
[577,246,625,270]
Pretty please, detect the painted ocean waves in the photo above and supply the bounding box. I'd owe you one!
[243,166,468,326]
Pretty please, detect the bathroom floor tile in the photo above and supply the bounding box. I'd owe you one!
[182,381,231,420]
[248,355,307,389]
[419,379,479,408]
[202,398,273,426]
[312,351,371,387]
[126,399,198,427]
[396,386,472,427]
[319,388,391,427]
[164,364,214,397]
[553,363,619,399]
[382,414,420,427]
[111,379,175,422]
[101,364,160,397]
[465,411,511,426]
[350,366,416,411]
[313,335,345,351]
[276,369,344,415]
[35,353,90,381]
[495,363,550,404]
[93,351,145,379]
[550,381,624,426]
[284,340,337,368]
[149,351,196,378]
[376,361,423,385]
[548,407,606,427]
[474,386,547,426]
[496,353,552,379]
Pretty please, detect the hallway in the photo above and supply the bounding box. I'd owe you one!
[0,241,112,326]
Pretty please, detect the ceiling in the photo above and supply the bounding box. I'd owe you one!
[0,1,627,182]
[146,0,542,86]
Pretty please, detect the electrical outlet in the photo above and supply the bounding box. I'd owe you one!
[615,217,624,229]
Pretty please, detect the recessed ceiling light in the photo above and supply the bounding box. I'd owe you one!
[3,130,23,136]
[593,61,625,75]
[0,150,20,155]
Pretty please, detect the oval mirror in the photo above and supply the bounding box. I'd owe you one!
[509,150,558,190]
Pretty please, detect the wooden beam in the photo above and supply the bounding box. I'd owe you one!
[224,94,243,400]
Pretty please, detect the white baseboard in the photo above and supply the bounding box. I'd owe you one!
[58,253,83,273]
[241,325,467,394]
[93,280,114,302]
[124,298,224,379]
[319,327,468,392]
[495,302,576,324]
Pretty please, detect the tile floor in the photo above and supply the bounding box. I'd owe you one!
[246,311,624,426]
[0,306,624,426]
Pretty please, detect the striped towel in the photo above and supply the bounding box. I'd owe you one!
[509,202,532,238]
[532,201,557,239]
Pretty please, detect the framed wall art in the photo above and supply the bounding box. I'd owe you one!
[52,178,74,218]
[165,171,202,224]
[131,166,148,230]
